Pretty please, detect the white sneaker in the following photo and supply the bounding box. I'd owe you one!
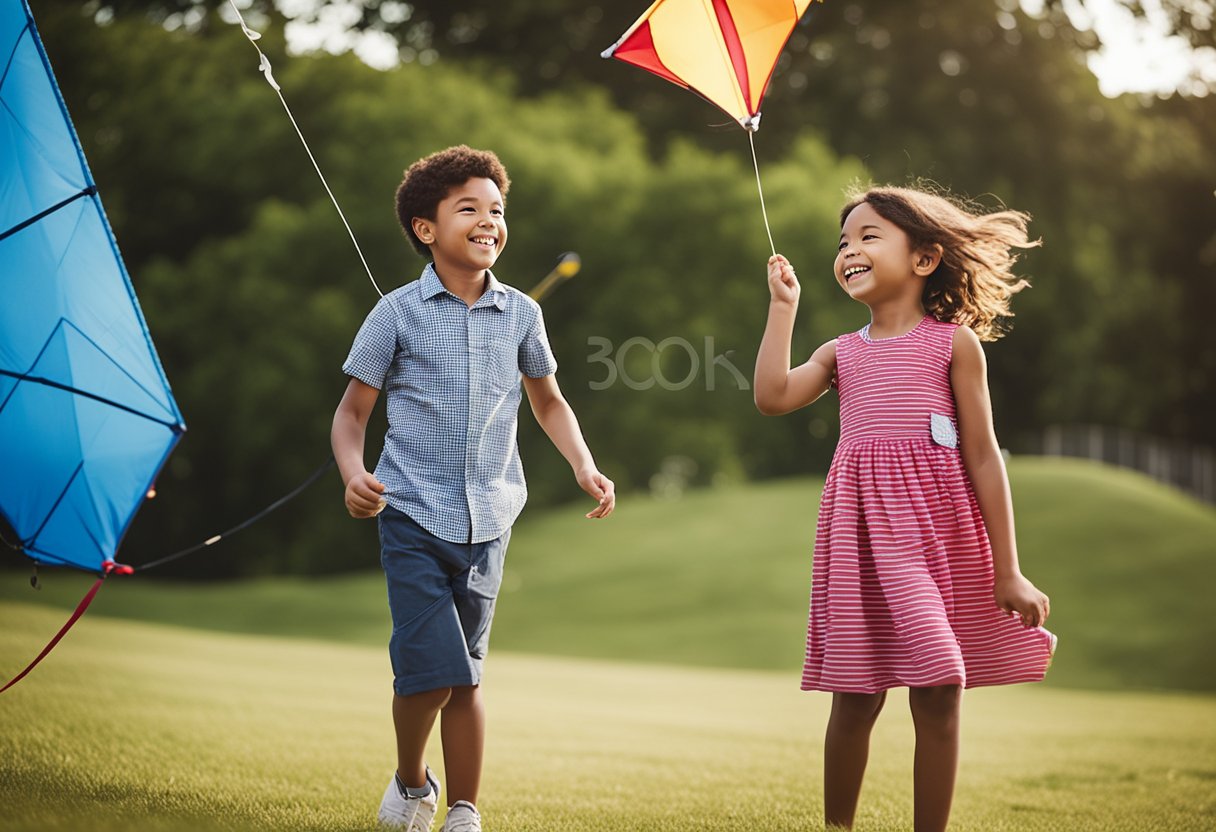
[440,800,481,832]
[377,767,441,830]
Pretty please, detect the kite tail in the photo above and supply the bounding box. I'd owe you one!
[748,130,777,257]
[0,561,126,694]
[0,455,335,692]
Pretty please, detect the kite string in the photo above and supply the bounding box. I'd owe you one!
[748,130,777,257]
[136,455,335,572]
[225,1,384,298]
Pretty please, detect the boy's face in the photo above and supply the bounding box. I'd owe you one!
[413,177,507,273]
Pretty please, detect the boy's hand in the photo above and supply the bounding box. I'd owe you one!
[767,254,800,307]
[344,471,387,519]
[994,573,1050,628]
[576,467,615,519]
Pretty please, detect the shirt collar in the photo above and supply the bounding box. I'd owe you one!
[421,263,507,311]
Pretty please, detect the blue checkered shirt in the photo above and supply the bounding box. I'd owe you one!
[342,264,558,543]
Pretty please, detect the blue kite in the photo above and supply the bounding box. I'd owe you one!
[1,0,185,578]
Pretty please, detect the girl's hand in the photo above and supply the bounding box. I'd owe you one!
[576,466,615,519]
[767,254,800,307]
[344,471,387,519]
[994,573,1051,628]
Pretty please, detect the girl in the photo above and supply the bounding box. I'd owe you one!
[754,186,1056,832]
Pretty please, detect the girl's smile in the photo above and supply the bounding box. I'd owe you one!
[834,202,926,306]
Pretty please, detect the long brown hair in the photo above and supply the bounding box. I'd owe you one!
[841,185,1038,341]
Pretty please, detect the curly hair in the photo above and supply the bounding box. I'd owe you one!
[841,185,1039,341]
[395,145,511,257]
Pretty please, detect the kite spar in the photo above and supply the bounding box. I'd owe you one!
[603,0,822,255]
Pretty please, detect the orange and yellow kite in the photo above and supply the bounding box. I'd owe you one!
[602,0,821,132]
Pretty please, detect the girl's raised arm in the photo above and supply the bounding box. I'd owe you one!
[754,255,836,415]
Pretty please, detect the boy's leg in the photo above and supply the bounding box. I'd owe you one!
[824,690,887,829]
[908,685,961,832]
[435,528,507,809]
[394,687,453,788]
[380,507,484,789]
[440,684,485,806]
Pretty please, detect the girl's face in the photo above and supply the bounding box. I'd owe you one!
[834,202,928,306]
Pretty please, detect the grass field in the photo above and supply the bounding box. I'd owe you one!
[2,458,1214,830]
[2,602,1214,832]
[4,458,1214,691]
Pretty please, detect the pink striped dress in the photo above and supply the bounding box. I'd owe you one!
[802,316,1056,693]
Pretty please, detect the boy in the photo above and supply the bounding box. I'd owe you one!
[331,145,615,832]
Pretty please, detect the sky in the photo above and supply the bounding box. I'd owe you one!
[1055,0,1216,97]
[216,0,1216,99]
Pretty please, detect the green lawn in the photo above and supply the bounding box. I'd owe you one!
[2,602,1214,832]
[4,458,1214,691]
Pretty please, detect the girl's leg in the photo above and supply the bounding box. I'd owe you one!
[393,687,452,788]
[824,691,887,829]
[440,684,485,807]
[908,685,962,832]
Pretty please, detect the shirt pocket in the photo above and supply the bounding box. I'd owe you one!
[475,331,522,394]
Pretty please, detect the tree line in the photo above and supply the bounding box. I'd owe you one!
[13,1,1213,577]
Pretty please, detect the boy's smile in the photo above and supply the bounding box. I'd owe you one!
[414,177,507,282]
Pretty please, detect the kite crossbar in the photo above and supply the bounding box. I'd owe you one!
[0,369,182,431]
[0,186,96,244]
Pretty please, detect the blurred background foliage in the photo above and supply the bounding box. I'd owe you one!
[13,1,1214,577]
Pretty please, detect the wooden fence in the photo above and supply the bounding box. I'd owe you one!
[1029,424,1215,505]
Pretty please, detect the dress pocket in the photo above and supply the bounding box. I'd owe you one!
[930,413,959,448]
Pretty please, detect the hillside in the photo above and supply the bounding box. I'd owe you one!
[3,458,1213,692]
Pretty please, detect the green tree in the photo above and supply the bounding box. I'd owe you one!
[21,1,1214,578]
[30,4,872,575]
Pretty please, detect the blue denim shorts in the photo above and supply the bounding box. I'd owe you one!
[377,506,510,697]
